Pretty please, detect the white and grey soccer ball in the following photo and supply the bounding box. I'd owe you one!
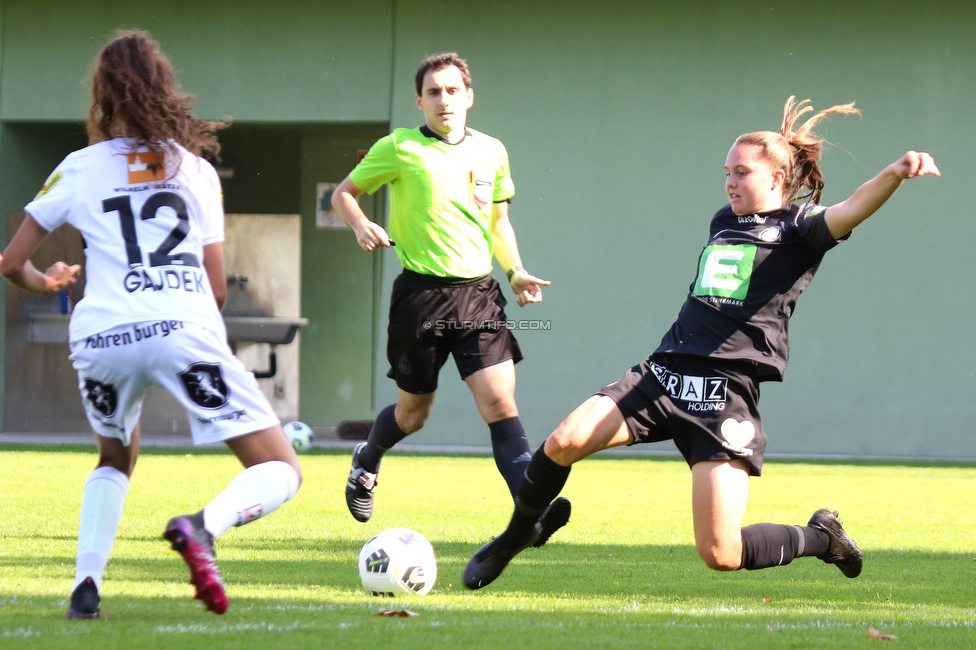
[283,421,313,452]
[358,528,437,597]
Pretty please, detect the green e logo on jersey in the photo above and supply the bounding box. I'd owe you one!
[693,244,757,300]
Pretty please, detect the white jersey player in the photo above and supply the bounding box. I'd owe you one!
[0,30,302,618]
[28,138,227,342]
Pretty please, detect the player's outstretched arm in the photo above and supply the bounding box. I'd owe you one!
[490,201,550,307]
[0,213,80,295]
[331,176,393,252]
[824,151,940,239]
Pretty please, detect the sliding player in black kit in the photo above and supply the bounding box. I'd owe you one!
[464,97,940,589]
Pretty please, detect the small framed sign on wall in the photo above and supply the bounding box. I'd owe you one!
[315,182,347,229]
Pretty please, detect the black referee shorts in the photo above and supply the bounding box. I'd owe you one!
[386,270,523,394]
[598,353,767,476]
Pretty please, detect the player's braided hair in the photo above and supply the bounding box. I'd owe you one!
[735,97,860,205]
[87,30,225,164]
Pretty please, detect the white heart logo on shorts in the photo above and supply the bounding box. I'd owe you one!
[720,418,756,448]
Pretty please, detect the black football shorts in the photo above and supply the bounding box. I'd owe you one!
[386,270,523,394]
[598,353,767,476]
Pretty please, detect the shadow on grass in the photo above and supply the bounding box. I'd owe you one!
[4,544,976,650]
[5,539,974,610]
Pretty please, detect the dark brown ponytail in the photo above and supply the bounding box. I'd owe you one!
[87,29,226,162]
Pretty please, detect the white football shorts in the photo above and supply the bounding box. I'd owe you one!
[69,319,279,446]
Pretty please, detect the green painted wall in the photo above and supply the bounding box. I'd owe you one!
[374,0,976,459]
[298,126,388,424]
[1,0,974,459]
[0,0,394,122]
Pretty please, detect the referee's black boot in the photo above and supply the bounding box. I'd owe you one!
[346,442,379,522]
[808,509,863,578]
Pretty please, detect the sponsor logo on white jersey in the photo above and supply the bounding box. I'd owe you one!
[127,152,165,184]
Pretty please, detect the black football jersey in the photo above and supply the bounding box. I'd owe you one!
[655,202,847,382]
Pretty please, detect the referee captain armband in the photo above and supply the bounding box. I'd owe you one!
[507,267,526,281]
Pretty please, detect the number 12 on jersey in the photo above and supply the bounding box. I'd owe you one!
[102,191,200,268]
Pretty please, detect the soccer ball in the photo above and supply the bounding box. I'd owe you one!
[358,528,437,597]
[283,421,313,452]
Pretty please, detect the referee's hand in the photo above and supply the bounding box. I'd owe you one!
[355,221,394,252]
[510,270,550,307]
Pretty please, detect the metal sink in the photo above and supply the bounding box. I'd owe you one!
[223,316,308,345]
[27,313,308,346]
[223,316,308,379]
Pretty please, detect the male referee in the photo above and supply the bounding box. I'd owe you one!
[332,52,570,546]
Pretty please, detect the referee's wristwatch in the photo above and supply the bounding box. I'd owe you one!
[507,267,527,281]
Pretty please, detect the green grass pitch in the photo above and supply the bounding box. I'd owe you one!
[1,444,975,649]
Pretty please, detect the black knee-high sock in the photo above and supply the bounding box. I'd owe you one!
[488,417,532,498]
[739,523,830,570]
[359,405,407,473]
[499,446,571,544]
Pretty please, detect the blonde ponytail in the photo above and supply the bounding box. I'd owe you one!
[735,97,860,205]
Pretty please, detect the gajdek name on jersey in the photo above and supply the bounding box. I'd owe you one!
[123,267,208,295]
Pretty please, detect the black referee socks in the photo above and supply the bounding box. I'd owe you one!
[489,417,533,498]
[739,522,831,570]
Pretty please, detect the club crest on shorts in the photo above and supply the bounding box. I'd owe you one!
[84,378,118,417]
[178,362,230,409]
[398,353,411,376]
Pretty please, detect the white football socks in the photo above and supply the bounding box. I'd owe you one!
[202,461,299,538]
[72,461,299,589]
[74,466,130,591]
